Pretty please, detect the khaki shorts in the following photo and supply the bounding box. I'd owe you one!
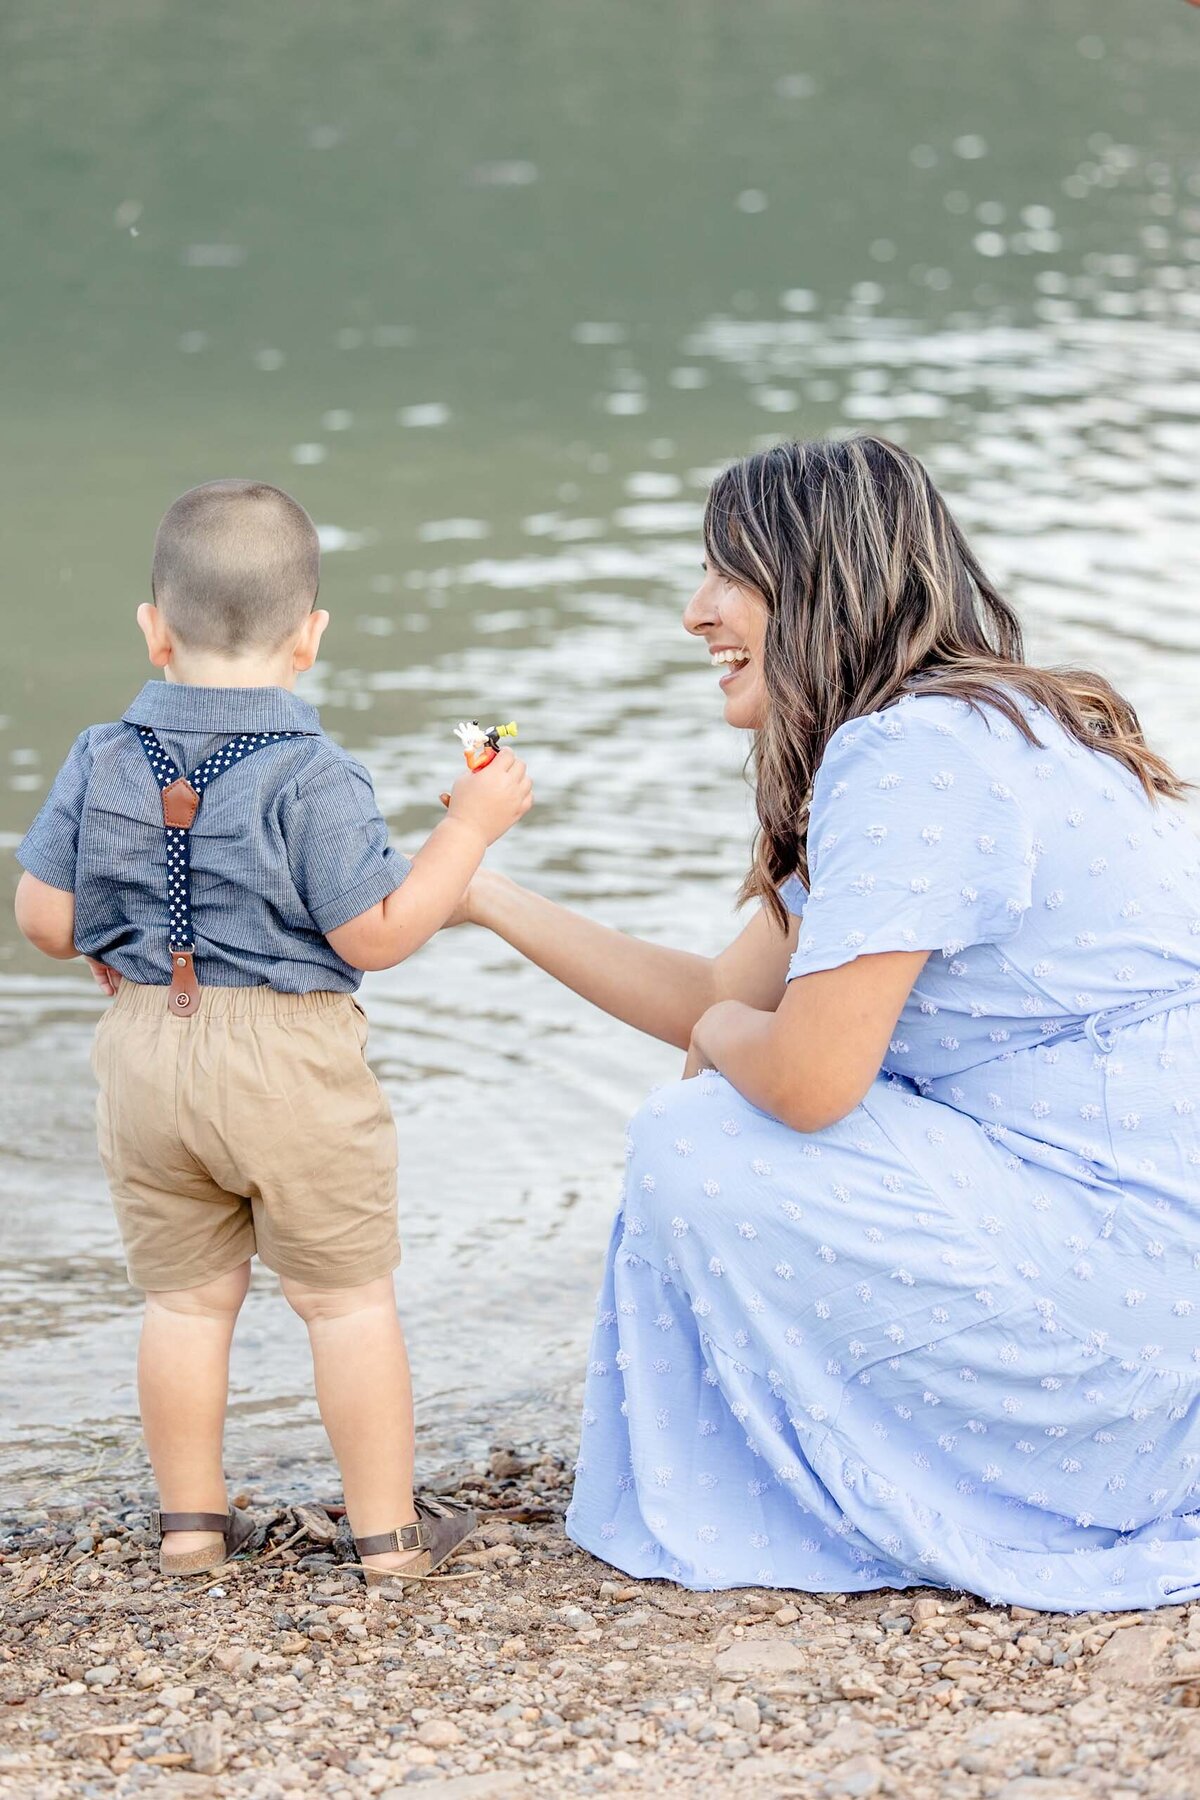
[91,982,400,1292]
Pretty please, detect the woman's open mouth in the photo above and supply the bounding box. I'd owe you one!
[711,647,751,689]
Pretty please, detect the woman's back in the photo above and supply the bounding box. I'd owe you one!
[793,691,1200,1091]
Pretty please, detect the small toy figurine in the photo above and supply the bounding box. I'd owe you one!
[453,720,519,772]
[439,720,519,806]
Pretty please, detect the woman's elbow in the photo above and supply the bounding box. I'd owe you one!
[771,1071,875,1136]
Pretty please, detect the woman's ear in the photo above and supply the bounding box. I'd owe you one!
[293,609,330,673]
[137,603,173,669]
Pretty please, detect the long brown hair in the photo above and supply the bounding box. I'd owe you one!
[703,436,1186,929]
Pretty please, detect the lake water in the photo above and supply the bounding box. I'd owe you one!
[1,0,1198,1505]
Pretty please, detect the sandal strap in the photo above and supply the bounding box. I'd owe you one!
[355,1519,430,1557]
[153,1510,232,1538]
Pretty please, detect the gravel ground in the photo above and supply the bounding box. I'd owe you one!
[4,1446,1200,1799]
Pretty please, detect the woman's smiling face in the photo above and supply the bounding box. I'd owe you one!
[683,565,770,730]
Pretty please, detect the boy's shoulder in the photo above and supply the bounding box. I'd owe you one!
[288,733,378,796]
[69,718,382,826]
[75,716,370,777]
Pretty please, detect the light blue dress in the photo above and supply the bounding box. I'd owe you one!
[566,692,1200,1611]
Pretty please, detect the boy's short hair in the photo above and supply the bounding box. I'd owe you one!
[152,479,320,653]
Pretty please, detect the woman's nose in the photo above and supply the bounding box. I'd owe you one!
[683,574,718,636]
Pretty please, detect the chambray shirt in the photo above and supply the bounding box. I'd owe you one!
[16,682,410,993]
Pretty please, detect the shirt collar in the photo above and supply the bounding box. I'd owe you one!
[122,681,322,736]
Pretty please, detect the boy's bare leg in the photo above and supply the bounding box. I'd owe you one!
[138,1261,251,1560]
[281,1273,419,1572]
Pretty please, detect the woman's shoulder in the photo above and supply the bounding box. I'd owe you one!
[818,689,1034,787]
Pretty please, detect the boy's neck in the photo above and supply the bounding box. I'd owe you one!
[163,652,297,692]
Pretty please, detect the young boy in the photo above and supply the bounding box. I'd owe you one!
[14,479,532,1587]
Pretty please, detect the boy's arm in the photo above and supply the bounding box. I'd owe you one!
[327,814,487,971]
[15,872,77,958]
[287,749,532,974]
[14,727,93,963]
[328,752,532,970]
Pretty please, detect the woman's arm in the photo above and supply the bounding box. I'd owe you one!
[691,949,929,1132]
[468,870,798,1050]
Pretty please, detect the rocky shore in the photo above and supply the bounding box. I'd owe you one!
[3,1446,1200,1799]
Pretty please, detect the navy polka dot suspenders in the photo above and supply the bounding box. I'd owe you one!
[134,726,302,1016]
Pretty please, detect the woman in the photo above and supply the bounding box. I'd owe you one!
[461,437,1200,1611]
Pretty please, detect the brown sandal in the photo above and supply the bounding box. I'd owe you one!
[354,1496,478,1590]
[154,1507,258,1577]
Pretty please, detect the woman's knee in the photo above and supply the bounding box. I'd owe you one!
[628,1074,732,1175]
[280,1272,396,1326]
[631,1075,710,1140]
[145,1261,251,1320]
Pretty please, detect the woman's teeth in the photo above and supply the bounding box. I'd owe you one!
[710,649,749,668]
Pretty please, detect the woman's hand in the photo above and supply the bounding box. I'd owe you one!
[444,866,513,929]
[688,1000,736,1072]
[683,1007,726,1078]
[684,953,929,1133]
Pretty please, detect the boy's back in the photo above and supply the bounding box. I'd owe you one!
[21,684,408,993]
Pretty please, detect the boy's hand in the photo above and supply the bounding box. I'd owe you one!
[445,749,532,846]
[85,957,122,997]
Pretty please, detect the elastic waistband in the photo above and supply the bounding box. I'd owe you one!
[110,981,354,1021]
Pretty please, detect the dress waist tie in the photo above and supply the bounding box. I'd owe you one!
[1047,981,1200,1055]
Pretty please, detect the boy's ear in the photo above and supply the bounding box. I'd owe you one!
[137,603,173,669]
[292,609,330,673]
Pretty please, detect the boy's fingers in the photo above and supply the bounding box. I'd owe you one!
[84,956,120,996]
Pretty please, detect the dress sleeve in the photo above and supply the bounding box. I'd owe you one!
[787,702,1036,981]
[778,874,807,919]
[283,754,412,934]
[16,730,94,892]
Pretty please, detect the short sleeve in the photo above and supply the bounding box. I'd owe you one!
[283,754,411,934]
[16,730,94,892]
[778,874,807,918]
[788,702,1035,980]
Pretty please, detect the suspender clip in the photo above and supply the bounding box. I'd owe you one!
[169,950,200,1014]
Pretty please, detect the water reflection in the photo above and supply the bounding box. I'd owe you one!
[0,0,1197,1502]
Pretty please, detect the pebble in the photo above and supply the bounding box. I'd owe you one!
[416,1718,464,1749]
[183,1720,224,1776]
[730,1696,761,1733]
[1093,1623,1174,1683]
[714,1638,808,1680]
[159,1685,196,1707]
[838,1672,884,1700]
